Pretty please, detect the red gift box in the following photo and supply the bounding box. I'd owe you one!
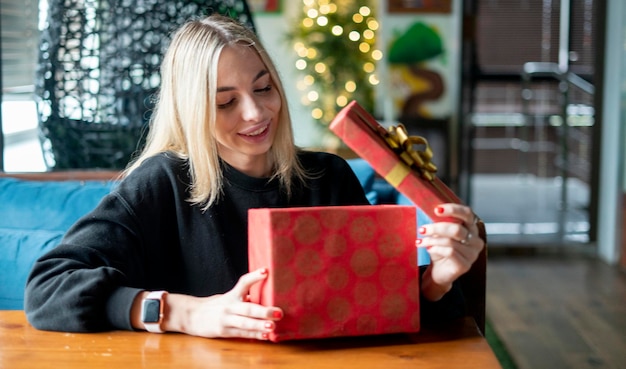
[248,205,420,342]
[329,100,462,223]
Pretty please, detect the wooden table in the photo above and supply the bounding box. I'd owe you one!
[0,311,501,368]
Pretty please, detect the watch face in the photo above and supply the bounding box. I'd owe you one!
[142,299,161,323]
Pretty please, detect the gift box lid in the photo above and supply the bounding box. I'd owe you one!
[329,100,462,223]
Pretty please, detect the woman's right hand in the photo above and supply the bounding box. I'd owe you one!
[135,268,283,340]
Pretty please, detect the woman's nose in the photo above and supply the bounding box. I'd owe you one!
[241,96,263,122]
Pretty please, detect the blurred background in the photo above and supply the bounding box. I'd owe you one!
[1,1,624,368]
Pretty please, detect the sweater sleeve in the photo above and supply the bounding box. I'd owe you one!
[24,155,184,332]
[24,192,146,332]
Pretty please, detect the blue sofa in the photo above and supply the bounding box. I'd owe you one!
[0,159,431,310]
[0,172,118,310]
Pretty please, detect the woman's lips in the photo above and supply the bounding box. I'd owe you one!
[242,123,269,137]
[238,122,271,141]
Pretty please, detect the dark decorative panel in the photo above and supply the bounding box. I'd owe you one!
[36,0,254,169]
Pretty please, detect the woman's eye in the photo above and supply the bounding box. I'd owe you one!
[255,84,272,93]
[217,99,235,109]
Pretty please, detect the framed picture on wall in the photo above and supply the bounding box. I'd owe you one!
[248,0,282,13]
[388,0,452,14]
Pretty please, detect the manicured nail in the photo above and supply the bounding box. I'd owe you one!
[435,206,444,214]
[415,239,422,246]
[261,332,269,340]
[259,268,268,275]
[426,246,433,250]
[272,310,283,319]
[418,227,427,235]
[264,321,275,330]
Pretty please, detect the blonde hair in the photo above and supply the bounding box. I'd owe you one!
[125,14,307,210]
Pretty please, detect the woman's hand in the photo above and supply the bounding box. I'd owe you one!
[415,204,485,301]
[140,268,283,340]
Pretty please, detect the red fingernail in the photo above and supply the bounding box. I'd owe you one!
[264,321,274,330]
[261,332,269,340]
[415,239,422,246]
[273,310,283,319]
[259,268,268,275]
[426,246,433,250]
[435,206,444,214]
[418,227,427,235]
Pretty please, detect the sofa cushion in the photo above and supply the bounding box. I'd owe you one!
[0,178,115,232]
[372,178,399,203]
[0,228,64,309]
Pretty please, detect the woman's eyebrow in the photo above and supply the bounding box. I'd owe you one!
[216,70,269,93]
[253,69,269,82]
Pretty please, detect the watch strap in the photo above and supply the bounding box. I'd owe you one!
[142,290,167,333]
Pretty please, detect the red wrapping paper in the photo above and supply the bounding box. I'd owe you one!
[248,205,420,342]
[329,100,462,223]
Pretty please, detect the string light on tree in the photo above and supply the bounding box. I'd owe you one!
[288,0,380,129]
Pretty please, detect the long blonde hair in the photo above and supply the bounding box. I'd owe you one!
[125,14,307,210]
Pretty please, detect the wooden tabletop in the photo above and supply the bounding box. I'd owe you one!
[0,311,501,369]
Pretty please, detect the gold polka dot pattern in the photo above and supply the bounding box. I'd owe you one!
[350,249,379,277]
[248,205,420,342]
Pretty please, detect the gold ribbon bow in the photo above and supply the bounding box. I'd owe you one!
[383,124,438,181]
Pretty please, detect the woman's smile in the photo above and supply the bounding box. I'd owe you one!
[239,122,270,138]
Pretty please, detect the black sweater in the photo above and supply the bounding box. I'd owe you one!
[24,150,464,332]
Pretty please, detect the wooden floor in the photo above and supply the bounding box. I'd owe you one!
[486,250,626,369]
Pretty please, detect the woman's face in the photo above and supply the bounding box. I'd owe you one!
[214,45,281,177]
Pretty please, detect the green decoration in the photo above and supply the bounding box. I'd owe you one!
[388,22,444,65]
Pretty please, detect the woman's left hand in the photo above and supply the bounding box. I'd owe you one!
[416,204,485,301]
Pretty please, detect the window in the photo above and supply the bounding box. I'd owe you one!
[1,0,44,171]
[467,0,599,245]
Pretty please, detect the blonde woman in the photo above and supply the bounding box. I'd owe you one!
[25,14,484,340]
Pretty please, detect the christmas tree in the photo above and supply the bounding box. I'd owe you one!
[287,0,380,131]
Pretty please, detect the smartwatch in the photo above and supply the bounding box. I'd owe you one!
[141,291,168,333]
